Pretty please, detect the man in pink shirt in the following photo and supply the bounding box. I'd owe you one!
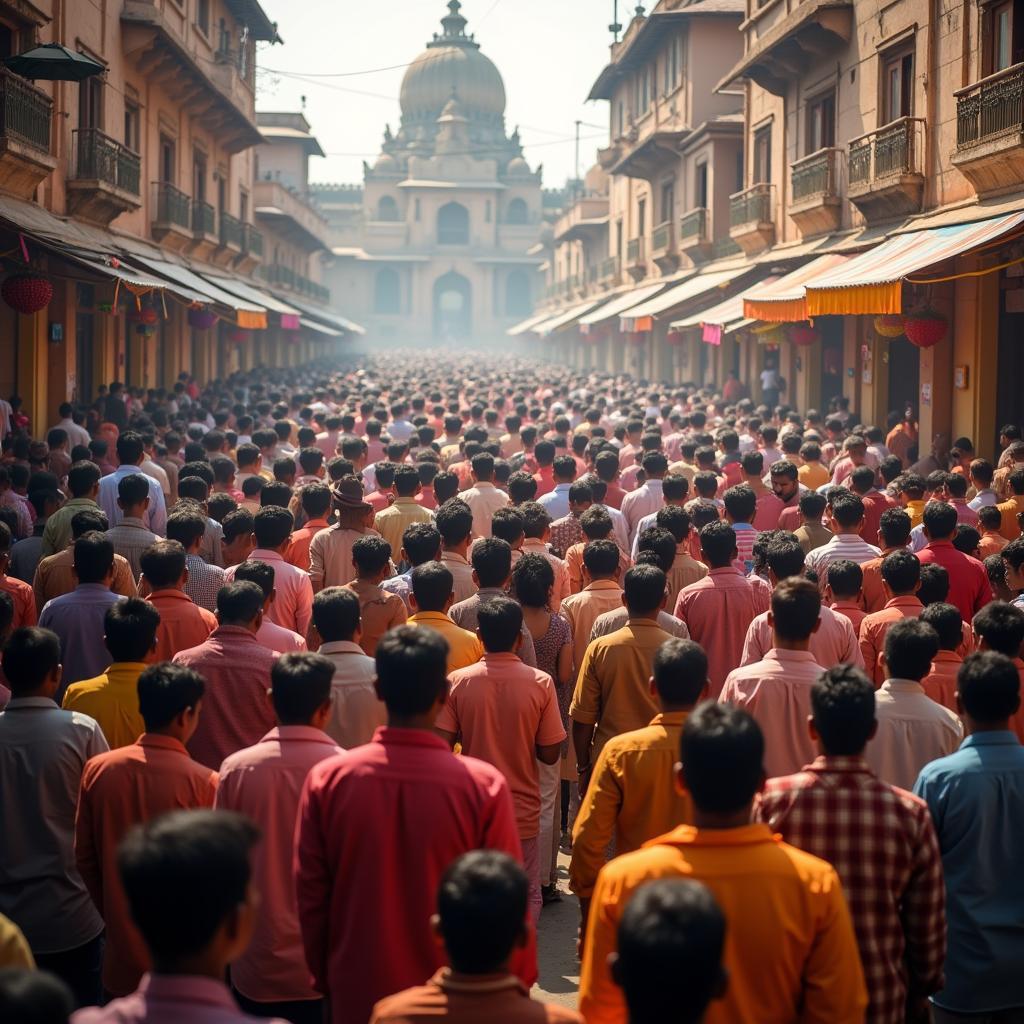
[859,550,925,685]
[721,578,828,779]
[620,452,668,545]
[72,810,286,1024]
[920,602,964,711]
[231,560,307,653]
[759,460,800,532]
[436,597,565,924]
[295,626,535,1024]
[224,506,313,638]
[825,559,868,635]
[674,521,765,697]
[916,500,992,623]
[216,652,342,1024]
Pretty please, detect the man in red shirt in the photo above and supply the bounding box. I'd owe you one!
[295,625,534,1024]
[917,500,992,623]
[285,483,332,572]
[849,466,897,547]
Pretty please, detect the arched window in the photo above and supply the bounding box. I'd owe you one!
[437,201,469,245]
[377,195,399,222]
[374,268,401,314]
[505,271,531,316]
[505,198,528,225]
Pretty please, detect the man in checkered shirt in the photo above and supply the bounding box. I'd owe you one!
[757,664,945,1024]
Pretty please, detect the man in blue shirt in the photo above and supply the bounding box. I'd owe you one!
[914,650,1024,1021]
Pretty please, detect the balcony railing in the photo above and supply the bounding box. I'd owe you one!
[219,210,242,248]
[730,183,774,226]
[153,181,190,229]
[263,263,296,287]
[848,117,925,184]
[242,223,263,257]
[626,237,645,264]
[956,63,1024,147]
[652,220,674,253]
[679,207,709,242]
[72,128,140,195]
[191,199,215,236]
[790,147,842,201]
[0,66,51,154]
[712,237,741,259]
[600,255,621,281]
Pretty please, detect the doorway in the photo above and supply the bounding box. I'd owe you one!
[74,284,95,403]
[819,317,844,410]
[433,271,472,342]
[888,336,920,423]
[996,276,1024,448]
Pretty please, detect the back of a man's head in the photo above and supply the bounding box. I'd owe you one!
[105,597,160,663]
[881,549,921,596]
[270,651,334,725]
[2,626,60,698]
[699,521,737,569]
[972,600,1024,656]
[312,586,362,644]
[137,663,205,733]
[411,561,454,612]
[623,564,667,618]
[957,650,1021,726]
[216,580,264,627]
[74,531,114,585]
[477,596,523,653]
[770,577,820,643]
[810,665,876,756]
[652,638,708,709]
[471,537,512,589]
[884,618,939,682]
[680,703,764,816]
[375,625,449,718]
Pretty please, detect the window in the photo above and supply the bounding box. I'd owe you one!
[985,0,1024,74]
[882,48,914,122]
[437,201,469,245]
[506,271,531,316]
[753,124,772,184]
[239,189,248,223]
[637,198,646,236]
[192,151,207,202]
[660,181,674,223]
[505,198,528,224]
[159,134,176,184]
[377,195,399,221]
[616,100,625,137]
[696,162,709,208]
[639,68,650,111]
[79,75,103,130]
[806,92,835,153]
[124,101,140,152]
[664,37,680,93]
[374,268,401,314]
[196,0,210,35]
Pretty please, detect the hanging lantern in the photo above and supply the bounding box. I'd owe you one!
[2,272,52,315]
[129,305,158,326]
[903,307,948,349]
[666,329,685,346]
[873,314,905,338]
[787,322,820,347]
[188,308,218,330]
[229,328,251,345]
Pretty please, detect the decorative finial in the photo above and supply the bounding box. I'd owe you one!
[634,4,646,16]
[440,0,468,39]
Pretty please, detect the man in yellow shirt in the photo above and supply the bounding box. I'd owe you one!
[62,597,160,749]
[899,474,928,529]
[578,702,867,1024]
[373,465,435,563]
[407,561,482,673]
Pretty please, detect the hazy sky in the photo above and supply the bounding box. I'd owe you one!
[254,0,616,189]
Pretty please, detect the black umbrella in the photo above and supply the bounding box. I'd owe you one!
[4,43,105,82]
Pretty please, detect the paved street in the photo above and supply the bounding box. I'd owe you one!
[533,853,581,1009]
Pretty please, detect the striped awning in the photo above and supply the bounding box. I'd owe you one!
[743,253,850,323]
[578,281,670,327]
[507,311,552,336]
[535,298,608,335]
[619,266,750,328]
[804,211,1024,316]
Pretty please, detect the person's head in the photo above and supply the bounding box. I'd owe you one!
[410,560,454,613]
[797,490,826,526]
[400,522,442,568]
[611,878,727,1024]
[769,577,820,644]
[507,471,537,504]
[435,498,473,550]
[509,552,555,610]
[140,540,188,591]
[215,580,264,631]
[699,520,737,569]
[470,537,512,590]
[922,499,957,542]
[769,460,799,502]
[953,523,981,557]
[221,509,255,565]
[986,552,1013,601]
[827,491,865,533]
[298,481,332,522]
[73,531,114,585]
[652,638,708,710]
[623,564,667,618]
[722,485,756,526]
[899,473,927,503]
[848,465,875,497]
[956,650,1021,729]
[969,458,994,490]
[825,559,863,603]
[2,626,61,699]
[878,507,912,549]
[764,538,805,584]
[884,618,939,681]
[312,586,362,644]
[116,431,145,467]
[374,624,449,722]
[881,548,921,597]
[979,504,1003,534]
[252,505,293,552]
[351,535,393,582]
[920,602,964,652]
[1003,536,1024,592]
[740,451,763,480]
[810,665,876,756]
[972,599,1024,658]
[270,651,334,728]
[137,662,205,740]
[636,527,677,574]
[116,472,151,516]
[104,597,160,663]
[68,459,102,499]
[476,596,523,654]
[117,810,258,973]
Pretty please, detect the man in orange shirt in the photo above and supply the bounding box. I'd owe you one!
[139,541,217,662]
[285,483,332,572]
[0,521,35,628]
[559,540,625,678]
[860,550,924,684]
[74,662,216,997]
[978,505,1009,558]
[862,508,914,612]
[920,602,964,711]
[996,468,1024,540]
[578,703,866,1024]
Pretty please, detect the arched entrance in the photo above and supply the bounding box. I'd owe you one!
[433,271,472,341]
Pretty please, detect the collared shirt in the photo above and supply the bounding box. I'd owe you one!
[518,539,569,610]
[793,520,834,555]
[0,697,107,953]
[721,649,828,779]
[917,540,993,622]
[146,589,218,663]
[589,607,689,643]
[868,678,964,789]
[105,518,159,579]
[33,546,137,611]
[0,573,35,629]
[564,543,631,595]
[594,502,630,553]
[978,530,1008,558]
[255,617,305,654]
[914,732,1024,1014]
[184,554,226,613]
[370,968,582,1024]
[407,610,482,672]
[558,580,624,679]
[538,482,573,521]
[673,568,765,698]
[98,465,167,536]
[741,605,863,671]
[830,599,867,634]
[173,627,278,769]
[380,568,413,609]
[76,735,217,995]
[374,498,435,558]
[860,596,925,684]
[39,584,123,694]
[71,973,289,1024]
[318,640,387,748]
[805,532,881,581]
[967,487,998,512]
[548,513,584,560]
[344,579,407,656]
[450,589,537,667]
[922,650,963,712]
[285,517,331,572]
[460,483,509,539]
[53,416,91,449]
[578,823,867,1024]
[570,711,691,899]
[620,480,665,543]
[570,619,671,761]
[62,662,147,749]
[759,755,945,1024]
[439,549,478,604]
[309,526,381,592]
[295,728,531,1024]
[216,726,342,1003]
[225,548,313,637]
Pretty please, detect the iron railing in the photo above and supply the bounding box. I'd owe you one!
[790,147,842,201]
[679,207,709,242]
[626,237,645,264]
[191,199,215,236]
[0,66,51,154]
[242,223,263,257]
[153,182,190,228]
[652,220,674,253]
[712,237,741,259]
[263,263,295,287]
[730,183,774,226]
[219,210,242,248]
[956,62,1024,147]
[72,128,140,195]
[600,255,621,281]
[848,117,925,185]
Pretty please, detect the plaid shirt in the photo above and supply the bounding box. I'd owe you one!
[756,755,945,1024]
[548,513,584,559]
[184,554,227,612]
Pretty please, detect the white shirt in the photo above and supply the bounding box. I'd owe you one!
[97,464,168,535]
[621,479,665,543]
[52,417,90,449]
[596,503,630,554]
[804,532,881,579]
[318,640,387,749]
[538,482,572,521]
[461,482,509,539]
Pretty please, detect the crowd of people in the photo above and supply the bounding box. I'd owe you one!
[0,351,1022,1024]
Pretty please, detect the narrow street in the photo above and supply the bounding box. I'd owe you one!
[533,853,581,1010]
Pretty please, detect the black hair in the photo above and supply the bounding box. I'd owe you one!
[411,561,454,611]
[312,586,362,643]
[232,559,275,600]
[216,580,265,625]
[655,503,691,544]
[400,522,442,566]
[923,499,957,539]
[957,651,1021,724]
[140,540,187,589]
[115,431,145,466]
[878,508,912,548]
[811,665,876,756]
[222,509,255,546]
[393,465,420,497]
[105,597,161,662]
[771,577,820,641]
[490,507,525,546]
[699,520,737,568]
[920,602,964,650]
[435,499,473,546]
[352,534,392,576]
[300,482,333,519]
[470,537,513,588]
[260,482,294,510]
[138,663,205,731]
[953,524,982,555]
[375,625,449,715]
[271,651,334,725]
[979,505,1003,530]
[972,600,1024,656]
[74,531,114,584]
[579,506,613,540]
[510,553,555,609]
[476,596,523,652]
[881,549,920,594]
[680,703,764,813]
[826,558,863,599]
[2,626,61,696]
[884,618,940,680]
[765,538,805,581]
[0,966,73,1023]
[518,501,551,540]
[623,564,667,616]
[798,491,826,518]
[829,491,865,529]
[652,638,708,707]
[507,472,537,504]
[722,485,756,523]
[117,472,151,508]
[636,527,676,574]
[177,476,211,504]
[253,505,294,549]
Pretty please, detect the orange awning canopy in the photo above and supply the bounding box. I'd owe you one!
[742,253,849,322]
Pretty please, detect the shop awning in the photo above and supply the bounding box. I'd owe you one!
[507,310,552,336]
[535,298,609,335]
[58,249,212,305]
[201,272,303,329]
[619,265,751,327]
[804,211,1024,316]
[672,278,779,330]
[578,281,671,327]
[300,317,343,338]
[742,253,850,322]
[134,256,268,329]
[283,293,365,335]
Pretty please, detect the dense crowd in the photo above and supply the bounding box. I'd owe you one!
[0,351,1022,1024]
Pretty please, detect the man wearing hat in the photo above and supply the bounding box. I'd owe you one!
[309,476,383,593]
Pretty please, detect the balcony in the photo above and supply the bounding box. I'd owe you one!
[254,179,333,252]
[66,128,141,225]
[600,255,622,286]
[952,64,1024,196]
[219,211,242,251]
[242,223,263,259]
[607,129,689,182]
[679,207,712,262]
[0,66,56,200]
[626,237,647,281]
[651,220,679,273]
[183,198,217,259]
[848,117,925,222]
[150,182,191,250]
[553,194,609,244]
[788,147,843,236]
[263,263,296,288]
[729,183,776,255]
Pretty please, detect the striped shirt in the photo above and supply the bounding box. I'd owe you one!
[805,533,881,587]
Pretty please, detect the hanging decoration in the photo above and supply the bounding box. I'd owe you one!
[666,329,685,346]
[188,308,218,330]
[128,305,159,326]
[229,328,251,345]
[873,314,905,338]
[2,272,52,315]
[787,322,820,347]
[701,324,722,347]
[902,307,948,349]
[279,313,301,331]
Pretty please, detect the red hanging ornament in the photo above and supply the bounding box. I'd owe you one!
[873,314,905,338]
[2,273,52,315]
[229,328,251,345]
[902,308,948,349]
[787,322,820,347]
